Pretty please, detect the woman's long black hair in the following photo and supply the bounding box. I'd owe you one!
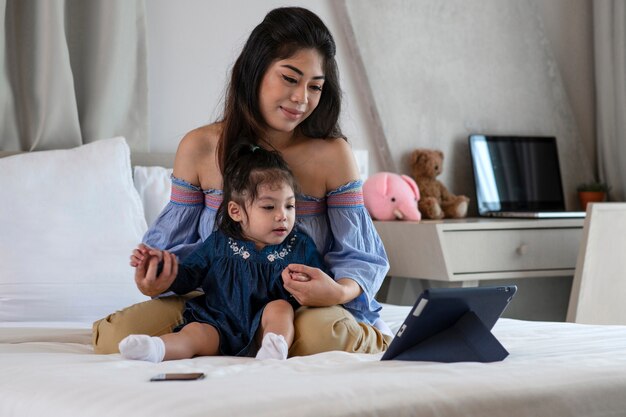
[216,7,345,172]
[216,143,298,241]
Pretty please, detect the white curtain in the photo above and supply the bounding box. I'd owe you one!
[594,0,626,201]
[0,0,148,152]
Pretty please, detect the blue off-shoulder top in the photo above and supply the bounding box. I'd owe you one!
[143,176,390,328]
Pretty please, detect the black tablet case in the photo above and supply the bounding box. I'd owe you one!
[381,286,517,363]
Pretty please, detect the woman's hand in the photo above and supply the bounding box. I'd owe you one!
[134,249,178,297]
[281,264,362,307]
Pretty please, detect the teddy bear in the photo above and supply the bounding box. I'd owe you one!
[409,148,469,220]
[363,172,421,221]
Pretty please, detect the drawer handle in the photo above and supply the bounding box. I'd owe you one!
[516,244,529,255]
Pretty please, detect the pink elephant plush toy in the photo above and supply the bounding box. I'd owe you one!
[363,172,421,221]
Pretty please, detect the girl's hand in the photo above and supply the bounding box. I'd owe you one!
[130,243,151,267]
[134,249,178,297]
[281,264,362,307]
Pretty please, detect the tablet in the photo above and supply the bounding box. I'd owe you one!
[381,285,517,362]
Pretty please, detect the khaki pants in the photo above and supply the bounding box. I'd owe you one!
[92,295,391,356]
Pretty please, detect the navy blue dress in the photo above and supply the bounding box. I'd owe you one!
[167,229,326,356]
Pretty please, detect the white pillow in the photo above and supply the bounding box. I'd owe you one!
[0,137,150,323]
[133,165,173,226]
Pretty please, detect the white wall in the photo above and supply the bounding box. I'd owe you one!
[146,0,595,183]
[345,0,594,211]
[536,0,595,173]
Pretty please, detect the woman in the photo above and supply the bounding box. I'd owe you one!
[92,6,392,356]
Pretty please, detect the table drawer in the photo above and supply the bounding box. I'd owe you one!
[442,228,581,274]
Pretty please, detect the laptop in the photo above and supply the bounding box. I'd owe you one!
[381,285,517,362]
[468,135,586,219]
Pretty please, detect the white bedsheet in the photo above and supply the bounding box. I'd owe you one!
[2,306,626,417]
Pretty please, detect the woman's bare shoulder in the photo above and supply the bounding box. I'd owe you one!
[311,138,360,191]
[174,123,222,185]
[177,124,221,155]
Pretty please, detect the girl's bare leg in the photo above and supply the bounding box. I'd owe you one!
[119,322,219,362]
[256,300,294,360]
[161,322,220,360]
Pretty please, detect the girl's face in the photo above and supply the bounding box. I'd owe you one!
[259,48,325,135]
[228,182,296,250]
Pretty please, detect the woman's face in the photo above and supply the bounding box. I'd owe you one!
[259,48,325,135]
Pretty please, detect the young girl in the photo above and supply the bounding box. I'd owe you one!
[119,145,325,361]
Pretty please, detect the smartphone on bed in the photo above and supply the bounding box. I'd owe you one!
[150,372,205,381]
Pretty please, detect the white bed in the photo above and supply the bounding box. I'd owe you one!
[2,138,626,417]
[3,312,626,417]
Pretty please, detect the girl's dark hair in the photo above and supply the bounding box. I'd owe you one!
[217,143,298,240]
[216,7,345,171]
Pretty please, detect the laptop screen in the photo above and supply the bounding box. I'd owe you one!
[468,135,566,214]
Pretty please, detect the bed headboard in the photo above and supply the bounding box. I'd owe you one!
[129,152,175,168]
[0,150,175,168]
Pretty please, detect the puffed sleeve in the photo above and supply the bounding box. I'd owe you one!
[325,181,390,325]
[143,176,217,260]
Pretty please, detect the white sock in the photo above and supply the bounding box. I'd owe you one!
[119,335,165,363]
[255,332,289,360]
